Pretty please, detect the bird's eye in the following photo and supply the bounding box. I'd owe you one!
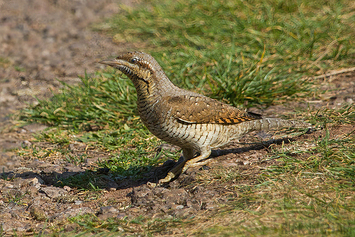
[130,57,138,63]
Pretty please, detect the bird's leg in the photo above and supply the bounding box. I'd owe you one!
[181,147,211,173]
[159,147,211,184]
[158,148,194,184]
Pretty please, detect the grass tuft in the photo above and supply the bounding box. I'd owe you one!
[21,72,137,130]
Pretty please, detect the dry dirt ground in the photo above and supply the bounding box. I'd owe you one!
[0,0,354,236]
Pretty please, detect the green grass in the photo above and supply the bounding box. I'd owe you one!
[14,0,355,236]
[96,0,355,106]
[21,72,137,130]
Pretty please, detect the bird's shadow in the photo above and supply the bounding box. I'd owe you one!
[1,137,294,190]
[142,136,295,186]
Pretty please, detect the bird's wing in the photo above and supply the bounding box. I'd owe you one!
[163,94,262,124]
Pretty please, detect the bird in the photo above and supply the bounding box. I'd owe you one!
[100,51,310,184]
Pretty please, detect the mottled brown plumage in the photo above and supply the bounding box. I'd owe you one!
[163,95,261,124]
[100,51,310,184]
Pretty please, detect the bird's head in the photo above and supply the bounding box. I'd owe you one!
[100,51,161,83]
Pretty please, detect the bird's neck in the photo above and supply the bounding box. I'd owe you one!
[132,72,176,103]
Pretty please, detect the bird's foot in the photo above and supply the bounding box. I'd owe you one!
[158,171,176,185]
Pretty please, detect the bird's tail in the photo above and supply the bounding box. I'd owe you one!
[238,118,311,135]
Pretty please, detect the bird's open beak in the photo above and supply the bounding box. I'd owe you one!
[99,59,119,67]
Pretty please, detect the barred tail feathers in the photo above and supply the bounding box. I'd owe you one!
[236,118,311,136]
